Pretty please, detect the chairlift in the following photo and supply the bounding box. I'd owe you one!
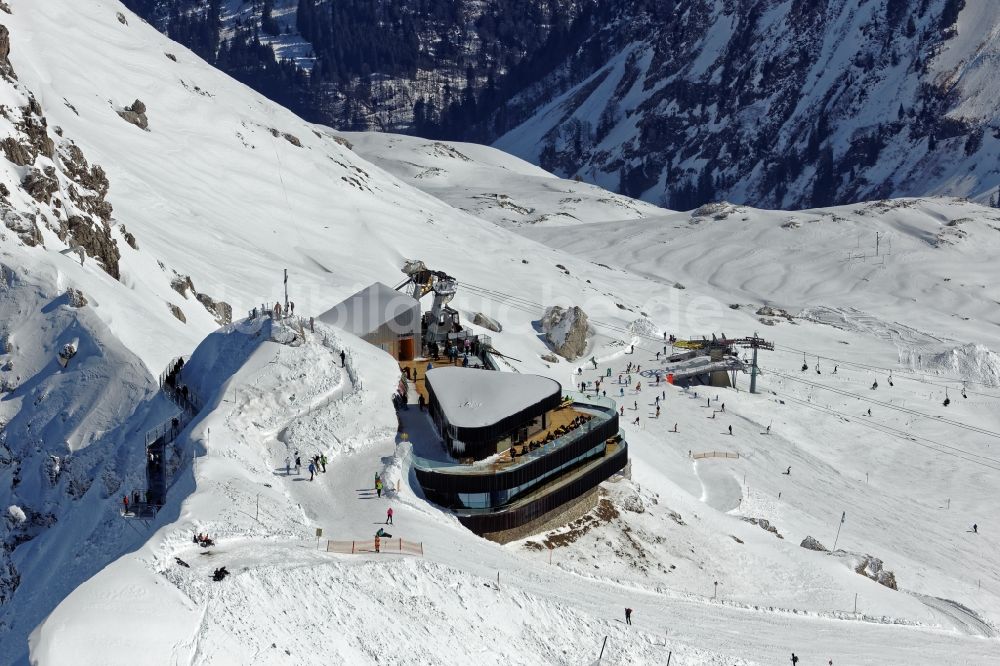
[801,353,808,372]
[943,388,950,407]
[962,385,968,399]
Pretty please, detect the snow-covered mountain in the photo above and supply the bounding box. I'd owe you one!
[121,1,1000,211]
[496,0,1000,210]
[1,2,999,665]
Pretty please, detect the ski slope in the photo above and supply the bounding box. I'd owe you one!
[0,2,998,665]
[344,132,665,228]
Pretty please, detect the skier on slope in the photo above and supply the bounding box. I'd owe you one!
[386,507,394,525]
[320,454,328,473]
[973,523,978,534]
[308,461,315,481]
[284,456,291,475]
[625,607,633,625]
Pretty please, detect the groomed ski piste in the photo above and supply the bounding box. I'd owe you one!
[0,2,997,665]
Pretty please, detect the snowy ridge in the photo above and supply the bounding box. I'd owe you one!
[344,132,666,228]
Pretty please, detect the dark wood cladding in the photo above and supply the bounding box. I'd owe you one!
[415,413,619,494]
[427,380,563,450]
[456,443,629,534]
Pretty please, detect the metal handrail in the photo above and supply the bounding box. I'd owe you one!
[409,391,618,473]
[449,435,628,516]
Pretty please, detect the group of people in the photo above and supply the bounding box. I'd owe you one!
[514,413,594,457]
[281,451,327,480]
[307,453,327,481]
[162,357,195,411]
[192,532,215,548]
[428,337,480,363]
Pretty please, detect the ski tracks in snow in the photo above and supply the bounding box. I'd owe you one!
[908,592,998,638]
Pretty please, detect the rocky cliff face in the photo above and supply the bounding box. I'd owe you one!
[495,0,1000,210]
[121,0,585,135]
[0,23,124,278]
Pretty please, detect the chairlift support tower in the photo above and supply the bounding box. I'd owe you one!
[736,334,774,394]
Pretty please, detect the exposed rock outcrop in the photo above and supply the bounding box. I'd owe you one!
[169,273,231,325]
[16,101,55,161]
[64,216,121,280]
[118,224,137,249]
[168,303,186,323]
[800,536,828,552]
[66,288,87,308]
[2,207,41,246]
[1,136,32,166]
[118,99,148,130]
[854,555,898,590]
[741,516,784,539]
[196,292,232,326]
[472,312,502,332]
[0,68,120,292]
[0,24,14,80]
[330,134,353,150]
[540,305,589,361]
[22,167,58,204]
[170,274,196,298]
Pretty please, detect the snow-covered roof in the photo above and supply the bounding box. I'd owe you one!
[317,282,419,338]
[425,367,562,429]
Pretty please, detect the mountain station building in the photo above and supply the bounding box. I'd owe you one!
[411,366,628,541]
